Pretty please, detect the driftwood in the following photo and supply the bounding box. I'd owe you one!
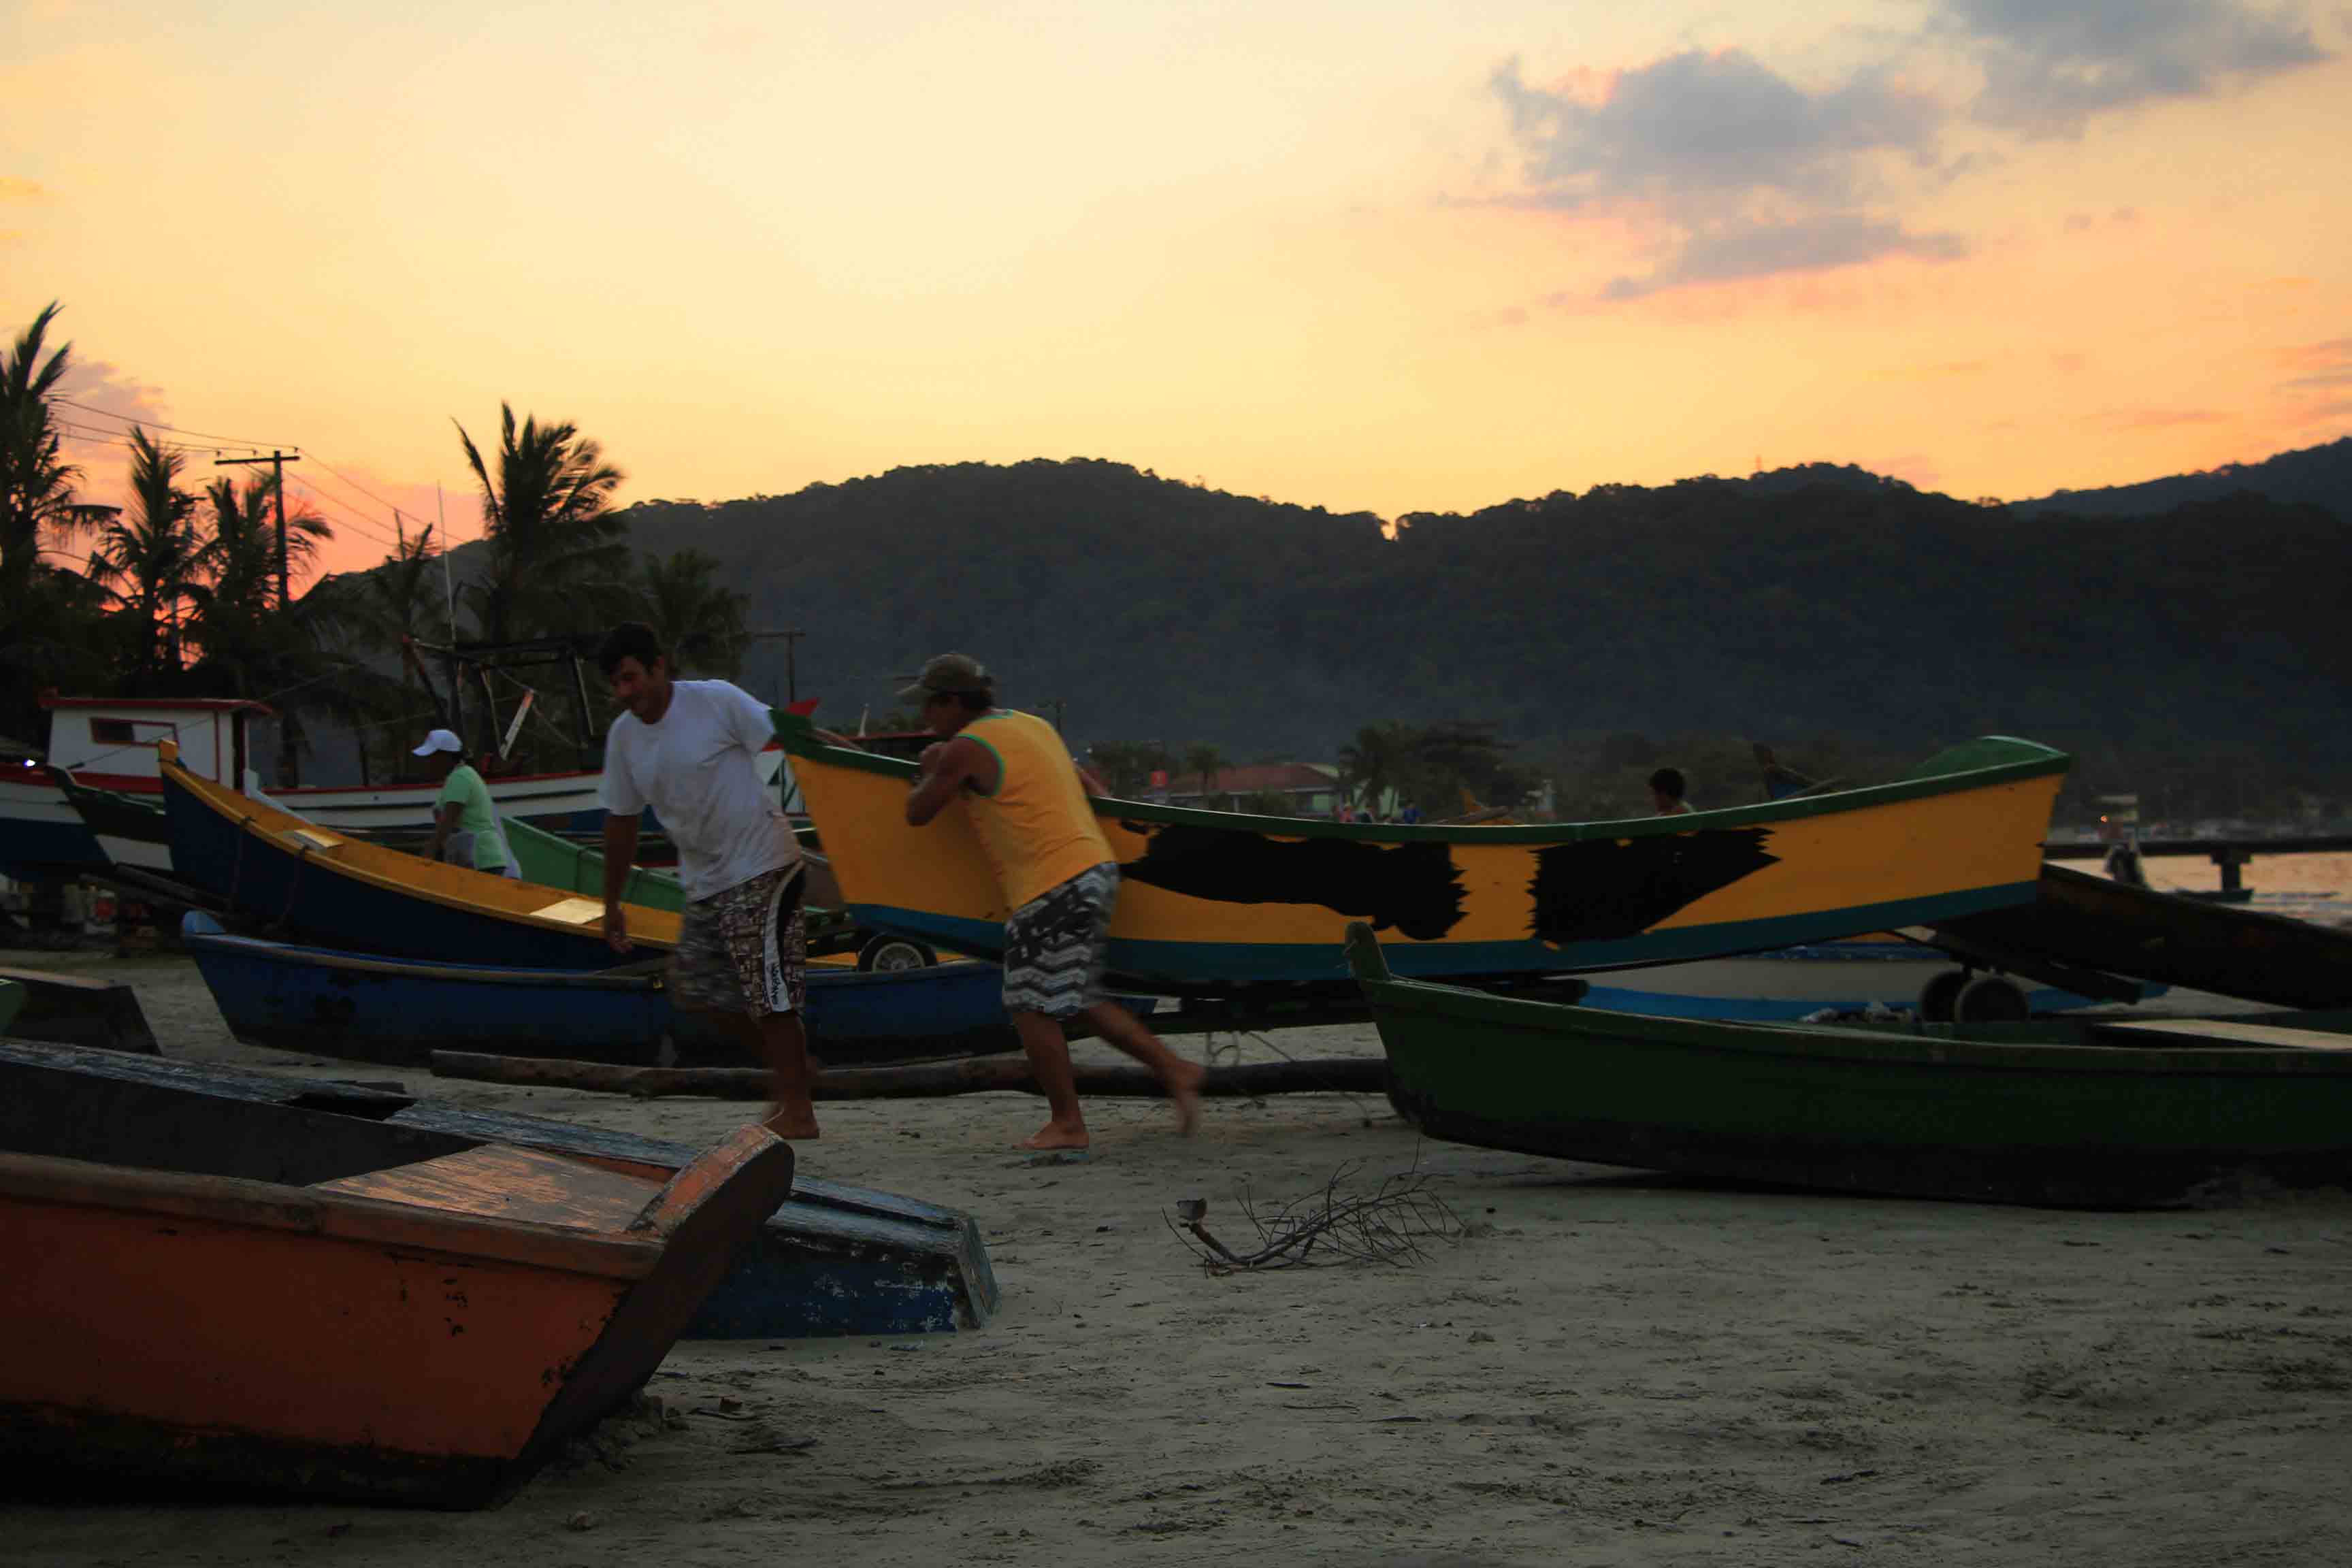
[429,1049,1386,1100]
[1166,1162,1468,1273]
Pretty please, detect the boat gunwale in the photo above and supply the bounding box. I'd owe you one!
[773,713,2070,845]
[159,742,683,949]
[1358,973,2352,1079]
[0,1147,665,1279]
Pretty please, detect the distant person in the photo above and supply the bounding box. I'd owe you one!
[1650,766,1695,816]
[1755,744,1816,802]
[1337,802,1356,823]
[1399,801,1422,826]
[595,621,817,1141]
[899,652,1202,1152]
[416,728,518,877]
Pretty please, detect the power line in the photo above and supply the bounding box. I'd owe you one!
[284,476,402,548]
[54,397,293,451]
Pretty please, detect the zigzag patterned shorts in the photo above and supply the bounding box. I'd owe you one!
[1000,862,1119,1019]
[671,864,806,1020]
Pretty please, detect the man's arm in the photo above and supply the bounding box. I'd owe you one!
[906,736,991,826]
[1075,764,1109,797]
[601,812,642,953]
[429,800,461,861]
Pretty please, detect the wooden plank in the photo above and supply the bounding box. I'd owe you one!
[2091,1017,2352,1051]
[429,1049,1387,1099]
[314,1145,662,1232]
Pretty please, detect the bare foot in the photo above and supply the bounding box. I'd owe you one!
[761,1107,821,1140]
[1019,1120,1090,1152]
[1162,1058,1206,1137]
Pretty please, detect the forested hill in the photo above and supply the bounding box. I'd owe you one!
[616,458,2352,770]
[2012,436,2352,521]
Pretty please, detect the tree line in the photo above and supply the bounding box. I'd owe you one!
[0,303,749,783]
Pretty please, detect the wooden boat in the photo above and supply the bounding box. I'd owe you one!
[778,712,2070,987]
[180,911,1148,1067]
[0,966,159,1054]
[0,770,106,881]
[158,738,681,969]
[0,1038,794,1505]
[1575,938,2130,1021]
[0,981,20,1035]
[1930,862,2352,1010]
[1345,923,2352,1208]
[50,766,172,877]
[3,1039,994,1341]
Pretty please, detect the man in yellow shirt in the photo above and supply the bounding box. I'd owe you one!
[900,653,1201,1152]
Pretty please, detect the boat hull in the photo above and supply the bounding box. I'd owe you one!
[0,1048,793,1505]
[0,775,105,881]
[780,717,2069,988]
[1580,941,2120,1020]
[181,915,1130,1066]
[159,743,681,969]
[1350,927,2352,1208]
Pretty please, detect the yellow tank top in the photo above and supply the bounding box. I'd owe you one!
[960,710,1113,909]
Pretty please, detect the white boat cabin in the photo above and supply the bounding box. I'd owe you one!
[41,696,272,792]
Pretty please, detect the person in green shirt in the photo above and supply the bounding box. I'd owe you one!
[415,728,517,877]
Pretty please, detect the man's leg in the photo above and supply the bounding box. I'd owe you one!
[1079,1002,1204,1135]
[1010,1009,1090,1150]
[755,1008,819,1140]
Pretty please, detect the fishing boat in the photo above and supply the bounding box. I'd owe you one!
[1576,936,2128,1022]
[1345,923,2352,1208]
[180,912,1147,1066]
[0,981,20,1035]
[159,738,682,969]
[1930,863,2352,1011]
[778,712,2070,988]
[3,1039,997,1342]
[0,1038,794,1505]
[1,697,267,880]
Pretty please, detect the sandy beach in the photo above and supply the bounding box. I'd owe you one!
[8,948,2352,1567]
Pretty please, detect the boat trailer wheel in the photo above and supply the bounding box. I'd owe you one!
[1953,973,2030,1023]
[1915,967,1972,1024]
[858,933,938,973]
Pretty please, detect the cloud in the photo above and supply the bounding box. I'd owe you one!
[2087,407,2232,429]
[1484,3,2332,301]
[2272,337,2352,426]
[1491,50,1965,301]
[1944,0,2330,138]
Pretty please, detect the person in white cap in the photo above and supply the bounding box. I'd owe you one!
[416,728,517,877]
[595,621,816,1141]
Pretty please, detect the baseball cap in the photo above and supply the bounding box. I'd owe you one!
[897,653,994,703]
[411,728,463,757]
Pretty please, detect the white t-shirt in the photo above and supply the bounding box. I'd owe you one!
[600,680,800,902]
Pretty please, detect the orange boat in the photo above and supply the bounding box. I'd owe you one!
[0,1051,794,1507]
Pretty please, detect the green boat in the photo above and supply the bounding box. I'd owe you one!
[1344,923,2352,1208]
[0,980,22,1036]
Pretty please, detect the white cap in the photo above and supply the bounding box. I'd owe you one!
[411,728,463,757]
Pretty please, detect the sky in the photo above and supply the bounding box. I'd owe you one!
[5,0,2348,582]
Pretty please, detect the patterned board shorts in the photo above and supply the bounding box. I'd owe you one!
[1001,862,1119,1019]
[670,863,806,1019]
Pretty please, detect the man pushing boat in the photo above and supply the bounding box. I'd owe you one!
[898,653,1202,1151]
[596,622,819,1140]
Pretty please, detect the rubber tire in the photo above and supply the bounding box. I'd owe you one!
[857,933,938,973]
[1954,973,2030,1023]
[1915,967,1972,1024]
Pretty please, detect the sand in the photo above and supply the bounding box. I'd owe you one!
[10,950,2352,1567]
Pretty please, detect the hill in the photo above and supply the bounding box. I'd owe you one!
[2012,436,2352,522]
[605,459,2351,785]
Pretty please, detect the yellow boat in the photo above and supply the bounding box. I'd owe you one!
[158,740,679,969]
[775,715,2069,989]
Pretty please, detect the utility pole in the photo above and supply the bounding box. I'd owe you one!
[749,628,805,702]
[214,451,300,607]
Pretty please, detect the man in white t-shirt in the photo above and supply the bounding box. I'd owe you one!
[596,621,815,1139]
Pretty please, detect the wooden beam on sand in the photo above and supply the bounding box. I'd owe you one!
[428,1050,1386,1100]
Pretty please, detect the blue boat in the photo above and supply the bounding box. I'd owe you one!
[182,913,1143,1067]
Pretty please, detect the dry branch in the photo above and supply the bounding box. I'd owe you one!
[1165,1161,1468,1273]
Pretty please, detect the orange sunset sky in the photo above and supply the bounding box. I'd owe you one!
[6,0,2349,583]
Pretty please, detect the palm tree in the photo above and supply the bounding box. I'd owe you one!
[1337,722,1414,817]
[0,301,83,602]
[0,303,114,736]
[455,403,626,645]
[632,548,747,676]
[1183,742,1226,808]
[86,428,202,689]
[184,474,334,700]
